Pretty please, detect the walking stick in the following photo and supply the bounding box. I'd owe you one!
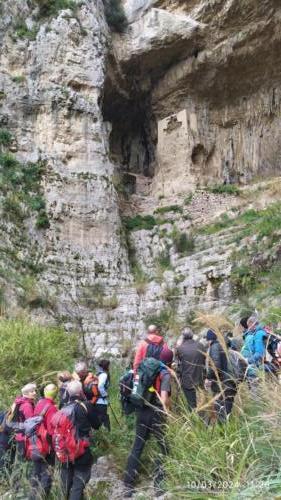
[109,401,122,428]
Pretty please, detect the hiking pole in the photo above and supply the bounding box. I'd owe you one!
[109,402,122,428]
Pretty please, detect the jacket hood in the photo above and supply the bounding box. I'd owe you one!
[15,396,32,405]
[146,334,163,344]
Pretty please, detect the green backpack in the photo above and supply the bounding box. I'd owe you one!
[130,358,165,408]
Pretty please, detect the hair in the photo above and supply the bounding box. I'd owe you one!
[98,359,110,372]
[147,324,160,334]
[247,314,259,327]
[21,383,36,396]
[74,361,88,374]
[66,380,83,398]
[182,327,194,340]
[240,317,249,330]
[57,371,72,384]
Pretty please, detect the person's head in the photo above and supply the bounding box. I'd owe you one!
[74,361,88,381]
[159,346,173,367]
[182,327,194,341]
[98,359,110,372]
[21,383,37,400]
[247,314,259,332]
[147,324,161,336]
[66,380,83,399]
[57,370,72,387]
[44,383,58,400]
[240,317,249,332]
[206,329,217,345]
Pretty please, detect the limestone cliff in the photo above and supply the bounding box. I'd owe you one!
[0,0,280,356]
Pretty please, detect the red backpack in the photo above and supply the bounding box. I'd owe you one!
[24,405,51,461]
[51,401,89,463]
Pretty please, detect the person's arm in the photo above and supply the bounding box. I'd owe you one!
[133,341,146,373]
[253,330,266,363]
[45,405,57,436]
[98,373,108,398]
[21,401,34,419]
[160,390,170,411]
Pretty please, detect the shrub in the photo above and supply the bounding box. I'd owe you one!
[0,128,12,147]
[171,229,195,255]
[123,214,157,231]
[132,263,148,294]
[12,75,26,84]
[209,184,241,196]
[155,205,183,215]
[35,210,50,229]
[184,193,193,205]
[34,0,76,17]
[0,319,78,406]
[104,0,128,32]
[155,249,171,271]
[15,21,38,40]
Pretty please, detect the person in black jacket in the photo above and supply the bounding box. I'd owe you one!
[204,330,237,422]
[176,328,206,410]
[60,380,100,500]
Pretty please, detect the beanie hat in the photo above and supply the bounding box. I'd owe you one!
[206,329,217,341]
[44,383,58,400]
[159,346,173,365]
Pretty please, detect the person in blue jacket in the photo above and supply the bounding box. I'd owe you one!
[241,314,267,366]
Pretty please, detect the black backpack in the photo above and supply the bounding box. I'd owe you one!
[146,339,164,360]
[119,370,135,415]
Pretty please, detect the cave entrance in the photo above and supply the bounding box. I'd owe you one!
[102,80,157,190]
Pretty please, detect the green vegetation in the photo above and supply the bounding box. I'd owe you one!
[0,319,78,406]
[123,214,158,231]
[155,204,183,215]
[0,153,49,229]
[0,128,12,147]
[104,0,128,32]
[15,21,39,40]
[11,75,26,84]
[171,228,195,256]
[34,0,76,17]
[165,382,281,498]
[131,262,149,295]
[155,249,172,272]
[184,193,193,205]
[209,183,241,196]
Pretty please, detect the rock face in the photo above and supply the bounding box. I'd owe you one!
[0,0,281,354]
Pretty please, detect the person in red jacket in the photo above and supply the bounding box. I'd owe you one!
[15,383,37,459]
[29,384,58,500]
[133,325,167,373]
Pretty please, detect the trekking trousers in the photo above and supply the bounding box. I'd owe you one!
[29,453,55,500]
[182,387,197,410]
[61,460,92,500]
[124,406,168,488]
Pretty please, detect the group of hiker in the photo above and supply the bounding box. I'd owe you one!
[0,313,280,499]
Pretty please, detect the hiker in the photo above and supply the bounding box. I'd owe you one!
[123,347,174,497]
[95,359,111,431]
[15,383,37,460]
[28,384,58,500]
[133,324,168,373]
[57,371,72,408]
[72,361,89,384]
[53,380,100,500]
[176,327,205,410]
[204,330,236,422]
[241,314,267,366]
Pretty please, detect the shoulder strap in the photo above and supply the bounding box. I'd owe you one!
[39,403,52,418]
[75,400,88,414]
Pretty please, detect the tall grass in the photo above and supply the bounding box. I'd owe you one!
[0,319,78,406]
